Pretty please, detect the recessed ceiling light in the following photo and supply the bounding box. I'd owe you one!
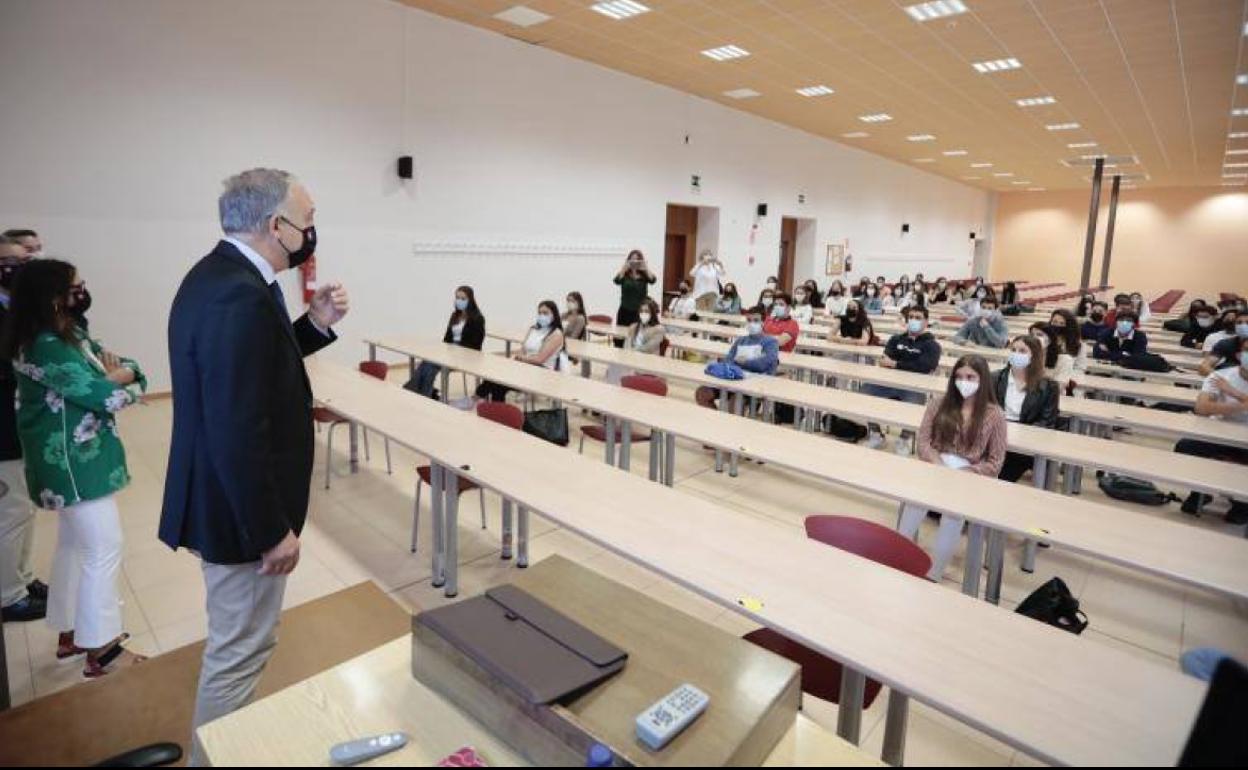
[1016,96,1057,107]
[907,134,936,142]
[903,0,968,22]
[1233,107,1248,117]
[993,172,1015,177]
[590,1,650,20]
[1011,180,1031,185]
[1238,74,1248,86]
[859,113,893,123]
[842,131,870,138]
[970,162,993,168]
[972,58,1021,73]
[1231,132,1248,139]
[701,45,750,61]
[1227,149,1248,155]
[723,88,761,99]
[796,85,835,97]
[1027,187,1046,191]
[913,158,935,163]
[1046,123,1081,131]
[942,149,968,156]
[1068,142,1098,148]
[493,5,551,27]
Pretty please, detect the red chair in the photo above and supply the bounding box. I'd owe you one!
[589,314,614,324]
[744,516,930,713]
[577,375,667,454]
[317,361,394,489]
[411,401,525,553]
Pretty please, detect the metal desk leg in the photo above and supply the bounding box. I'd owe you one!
[430,464,445,588]
[1031,456,1048,489]
[961,523,986,598]
[648,431,661,482]
[504,340,512,357]
[1068,417,1085,494]
[443,468,460,598]
[664,432,676,487]
[984,529,1006,605]
[715,395,727,473]
[1022,538,1039,574]
[620,419,632,471]
[440,367,450,403]
[517,506,530,567]
[1044,459,1060,492]
[501,499,513,560]
[368,342,377,361]
[604,417,617,467]
[349,423,359,474]
[881,691,909,766]
[581,358,592,378]
[408,356,416,379]
[836,668,867,744]
[729,393,743,478]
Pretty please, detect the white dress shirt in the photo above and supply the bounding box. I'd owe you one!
[224,236,331,336]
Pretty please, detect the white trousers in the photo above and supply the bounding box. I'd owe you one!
[0,459,36,607]
[898,503,964,582]
[46,495,123,648]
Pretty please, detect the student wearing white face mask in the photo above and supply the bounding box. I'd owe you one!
[562,291,588,341]
[624,298,665,355]
[791,286,815,324]
[992,336,1060,483]
[879,285,898,310]
[695,309,778,411]
[714,283,742,315]
[764,276,779,293]
[754,288,776,315]
[476,300,567,401]
[1174,335,1248,524]
[898,355,1008,581]
[952,297,1010,348]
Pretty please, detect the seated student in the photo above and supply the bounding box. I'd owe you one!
[406,286,485,398]
[898,355,1008,581]
[837,300,875,346]
[1129,291,1152,324]
[863,306,942,452]
[803,279,825,310]
[930,277,951,304]
[897,287,927,313]
[824,280,849,317]
[476,301,566,401]
[1202,308,1240,354]
[1101,293,1134,330]
[563,291,588,341]
[957,284,995,318]
[668,281,698,319]
[765,276,779,293]
[625,298,665,354]
[1181,303,1219,349]
[1081,301,1110,341]
[1167,299,1208,335]
[1075,292,1098,319]
[1000,281,1020,308]
[714,282,742,315]
[765,292,800,353]
[894,276,912,302]
[862,283,884,315]
[952,295,1009,348]
[1175,335,1248,524]
[852,277,872,300]
[1093,310,1148,363]
[874,275,887,292]
[754,287,776,315]
[1199,308,1248,376]
[879,284,899,311]
[947,281,969,306]
[791,285,815,324]
[695,308,779,410]
[1041,309,1086,393]
[993,336,1060,483]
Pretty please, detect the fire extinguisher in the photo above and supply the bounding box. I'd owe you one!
[300,254,317,305]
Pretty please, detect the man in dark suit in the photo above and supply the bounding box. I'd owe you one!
[159,169,348,764]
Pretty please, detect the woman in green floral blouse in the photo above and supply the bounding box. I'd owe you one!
[3,259,147,677]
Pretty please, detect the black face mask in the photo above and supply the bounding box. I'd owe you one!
[70,287,92,318]
[1090,312,1105,322]
[0,261,22,290]
[277,216,317,268]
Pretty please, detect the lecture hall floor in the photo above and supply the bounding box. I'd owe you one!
[4,369,1246,766]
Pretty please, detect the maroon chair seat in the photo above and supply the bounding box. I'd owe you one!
[415,465,479,494]
[579,424,652,444]
[744,515,931,710]
[578,375,668,453]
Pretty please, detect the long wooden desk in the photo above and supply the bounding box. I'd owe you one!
[583,322,1242,447]
[306,358,1205,766]
[369,337,1248,607]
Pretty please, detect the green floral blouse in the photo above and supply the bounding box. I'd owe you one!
[13,331,146,510]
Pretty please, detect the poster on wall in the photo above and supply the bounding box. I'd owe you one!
[825,242,847,277]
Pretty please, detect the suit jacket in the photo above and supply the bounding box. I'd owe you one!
[159,240,336,564]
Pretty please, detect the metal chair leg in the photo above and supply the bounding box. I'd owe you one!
[412,479,422,553]
[362,426,371,462]
[383,438,392,474]
[881,690,909,766]
[479,488,486,529]
[324,422,337,490]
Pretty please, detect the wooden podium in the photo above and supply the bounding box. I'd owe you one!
[413,556,800,766]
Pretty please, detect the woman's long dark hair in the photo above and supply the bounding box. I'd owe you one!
[839,301,873,340]
[931,355,995,452]
[2,258,78,360]
[565,291,587,319]
[450,285,482,326]
[639,298,660,326]
[1009,335,1047,391]
[534,300,564,334]
[1048,308,1082,362]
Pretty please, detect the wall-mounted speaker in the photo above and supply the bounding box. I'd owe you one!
[756,203,768,217]
[901,223,910,234]
[969,231,977,240]
[397,156,414,180]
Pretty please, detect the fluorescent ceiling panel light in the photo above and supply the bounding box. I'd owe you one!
[1221,172,1248,178]
[972,57,1021,73]
[904,1,968,22]
[1011,180,1031,185]
[962,176,982,180]
[993,172,1015,177]
[493,5,551,27]
[859,113,893,123]
[1238,74,1248,86]
[702,45,750,61]
[1068,142,1097,148]
[1222,180,1246,186]
[1233,107,1248,117]
[723,88,761,99]
[1226,149,1248,155]
[913,158,935,163]
[1230,132,1248,139]
[1016,96,1056,107]
[796,85,835,97]
[1046,123,1080,131]
[907,134,936,141]
[1224,162,1248,168]
[841,131,870,138]
[942,149,968,156]
[1027,187,1046,191]
[970,162,993,168]
[590,1,650,20]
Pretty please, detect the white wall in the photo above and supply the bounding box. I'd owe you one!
[0,0,993,389]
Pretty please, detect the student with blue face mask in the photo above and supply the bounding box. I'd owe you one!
[863,306,942,453]
[476,300,567,402]
[405,285,485,399]
[695,308,778,412]
[1093,309,1149,363]
[952,296,1010,349]
[1199,308,1248,376]
[1175,335,1248,524]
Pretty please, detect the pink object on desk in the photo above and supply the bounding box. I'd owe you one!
[436,746,488,767]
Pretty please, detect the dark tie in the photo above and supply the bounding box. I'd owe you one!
[268,281,292,325]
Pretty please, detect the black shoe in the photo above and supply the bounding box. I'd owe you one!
[2,594,47,622]
[1226,504,1248,526]
[1181,492,1213,516]
[26,579,48,600]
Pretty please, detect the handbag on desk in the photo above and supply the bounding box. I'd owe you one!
[523,406,570,446]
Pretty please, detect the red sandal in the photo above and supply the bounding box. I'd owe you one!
[83,635,146,678]
[56,631,90,660]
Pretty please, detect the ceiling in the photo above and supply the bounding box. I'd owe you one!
[396,0,1248,193]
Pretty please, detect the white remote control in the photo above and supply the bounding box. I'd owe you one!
[329,732,409,766]
[635,683,710,751]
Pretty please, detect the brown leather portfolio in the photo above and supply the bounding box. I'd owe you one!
[413,584,627,705]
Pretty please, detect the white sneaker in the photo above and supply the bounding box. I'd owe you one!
[865,431,885,450]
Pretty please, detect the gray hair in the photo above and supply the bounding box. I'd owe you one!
[218,168,294,235]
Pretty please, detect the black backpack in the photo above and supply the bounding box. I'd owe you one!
[1121,351,1173,372]
[1016,577,1088,635]
[821,414,868,442]
[1097,473,1181,506]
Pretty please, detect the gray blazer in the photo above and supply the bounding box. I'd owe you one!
[625,323,666,355]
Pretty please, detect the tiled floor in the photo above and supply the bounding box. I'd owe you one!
[4,363,1246,766]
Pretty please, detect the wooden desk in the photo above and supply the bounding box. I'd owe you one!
[303,358,1204,766]
[369,338,1248,606]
